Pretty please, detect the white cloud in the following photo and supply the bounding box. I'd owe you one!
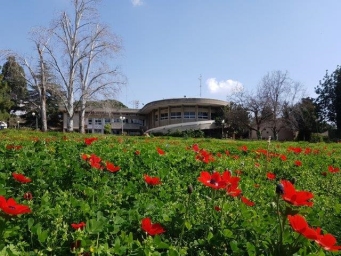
[206,78,243,95]
[131,0,143,6]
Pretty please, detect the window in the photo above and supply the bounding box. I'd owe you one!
[94,119,102,125]
[104,118,111,124]
[198,112,208,119]
[155,114,159,121]
[94,129,102,133]
[88,119,93,125]
[160,113,168,120]
[171,112,182,119]
[184,112,195,119]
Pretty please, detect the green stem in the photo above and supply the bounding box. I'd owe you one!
[276,195,283,254]
[178,193,191,247]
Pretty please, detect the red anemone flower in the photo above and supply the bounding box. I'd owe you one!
[106,162,120,173]
[12,173,32,183]
[84,137,98,146]
[192,144,200,152]
[241,196,255,207]
[88,154,103,170]
[294,160,302,167]
[197,171,226,190]
[141,217,165,236]
[281,180,313,207]
[0,196,31,215]
[287,214,318,240]
[144,174,162,186]
[315,232,341,251]
[239,145,248,152]
[328,165,340,173]
[267,172,276,180]
[279,154,287,161]
[71,222,86,230]
[196,149,215,164]
[156,147,165,155]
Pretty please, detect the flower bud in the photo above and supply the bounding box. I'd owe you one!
[187,184,193,194]
[276,184,284,195]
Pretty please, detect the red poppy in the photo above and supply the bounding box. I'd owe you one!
[288,146,303,154]
[84,137,98,146]
[328,165,340,173]
[294,160,302,167]
[156,147,165,155]
[287,214,318,240]
[23,192,33,200]
[197,171,226,190]
[144,174,162,186]
[315,232,341,251]
[141,217,165,236]
[134,150,141,155]
[321,171,327,177]
[0,196,31,215]
[281,180,313,207]
[267,172,276,180]
[12,173,32,183]
[71,222,86,230]
[241,196,255,206]
[105,162,120,173]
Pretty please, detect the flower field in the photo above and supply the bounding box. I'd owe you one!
[0,130,341,255]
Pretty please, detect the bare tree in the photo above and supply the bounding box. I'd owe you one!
[77,23,124,133]
[19,28,52,131]
[229,87,272,139]
[260,70,305,140]
[43,0,123,132]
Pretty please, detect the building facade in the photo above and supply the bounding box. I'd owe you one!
[62,97,228,135]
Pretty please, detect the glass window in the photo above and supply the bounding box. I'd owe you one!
[184,112,195,119]
[171,112,182,119]
[88,119,93,125]
[198,112,208,119]
[94,129,102,133]
[155,114,159,121]
[160,113,168,120]
[104,118,111,124]
[95,119,102,125]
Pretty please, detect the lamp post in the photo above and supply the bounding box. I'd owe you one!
[221,120,225,139]
[32,112,38,130]
[120,116,125,135]
[17,121,20,130]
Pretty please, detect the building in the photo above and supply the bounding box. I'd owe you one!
[62,97,229,135]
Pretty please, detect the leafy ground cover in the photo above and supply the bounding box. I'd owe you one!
[0,130,340,255]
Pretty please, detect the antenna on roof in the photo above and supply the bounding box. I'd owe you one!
[199,74,202,97]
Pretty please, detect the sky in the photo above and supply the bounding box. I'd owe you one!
[0,0,340,108]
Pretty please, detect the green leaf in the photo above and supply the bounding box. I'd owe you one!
[246,242,256,256]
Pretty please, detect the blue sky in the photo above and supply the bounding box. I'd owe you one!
[0,0,340,108]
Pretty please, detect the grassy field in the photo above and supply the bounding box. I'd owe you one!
[0,130,340,255]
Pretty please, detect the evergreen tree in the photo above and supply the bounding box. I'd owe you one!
[1,56,28,109]
[315,66,341,130]
[0,67,13,121]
